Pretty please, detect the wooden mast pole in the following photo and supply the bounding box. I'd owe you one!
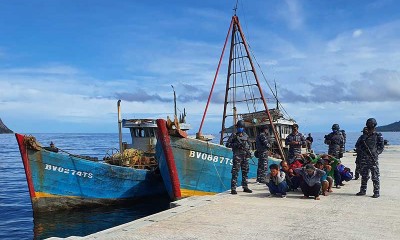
[220,16,238,145]
[197,18,234,139]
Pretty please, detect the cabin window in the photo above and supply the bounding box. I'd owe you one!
[144,128,156,137]
[132,128,157,138]
[133,128,145,137]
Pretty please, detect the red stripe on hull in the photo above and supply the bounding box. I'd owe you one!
[15,133,36,198]
[156,119,182,199]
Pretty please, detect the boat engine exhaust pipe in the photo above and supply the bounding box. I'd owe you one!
[117,100,123,153]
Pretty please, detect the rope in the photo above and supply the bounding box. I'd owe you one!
[208,142,227,189]
[23,135,42,151]
[191,142,227,194]
[249,47,293,119]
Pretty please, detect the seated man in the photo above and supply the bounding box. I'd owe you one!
[321,154,338,189]
[334,161,345,188]
[266,164,288,198]
[315,160,330,196]
[321,157,334,193]
[295,164,326,200]
[280,160,301,191]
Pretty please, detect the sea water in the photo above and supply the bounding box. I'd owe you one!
[0,132,399,239]
[0,133,170,240]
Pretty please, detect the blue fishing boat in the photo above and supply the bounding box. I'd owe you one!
[15,101,189,214]
[16,133,166,213]
[156,12,289,200]
[156,119,282,200]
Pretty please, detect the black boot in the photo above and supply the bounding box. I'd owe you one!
[243,187,252,193]
[372,192,380,198]
[356,191,366,196]
[231,189,237,195]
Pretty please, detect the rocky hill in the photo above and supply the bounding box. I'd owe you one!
[376,121,400,132]
[0,118,13,134]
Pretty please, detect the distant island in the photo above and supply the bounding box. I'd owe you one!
[0,118,13,134]
[376,121,400,132]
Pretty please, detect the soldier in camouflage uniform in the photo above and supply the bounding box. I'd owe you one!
[356,118,384,198]
[226,120,253,194]
[354,127,368,180]
[324,124,344,159]
[324,124,345,188]
[285,124,306,164]
[255,125,271,183]
[340,129,346,152]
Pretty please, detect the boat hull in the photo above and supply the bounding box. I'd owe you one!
[15,134,166,213]
[156,119,281,200]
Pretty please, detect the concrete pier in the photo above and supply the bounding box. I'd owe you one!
[54,145,400,240]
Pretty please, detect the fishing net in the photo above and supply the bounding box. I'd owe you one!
[104,148,157,169]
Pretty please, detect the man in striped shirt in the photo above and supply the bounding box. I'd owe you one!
[285,124,306,164]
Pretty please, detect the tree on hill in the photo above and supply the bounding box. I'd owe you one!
[376,121,400,132]
[0,118,13,134]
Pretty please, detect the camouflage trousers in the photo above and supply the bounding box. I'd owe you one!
[231,153,249,191]
[256,154,268,183]
[354,157,361,178]
[360,162,380,193]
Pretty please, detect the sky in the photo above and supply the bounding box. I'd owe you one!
[0,0,399,134]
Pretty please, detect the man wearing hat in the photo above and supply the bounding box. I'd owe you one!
[226,120,253,194]
[285,123,306,164]
[356,118,384,198]
[255,124,271,183]
[354,127,369,180]
[324,124,344,159]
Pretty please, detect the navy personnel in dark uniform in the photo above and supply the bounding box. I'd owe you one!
[226,120,253,194]
[285,124,306,164]
[255,125,271,183]
[356,118,384,198]
[354,127,368,180]
[306,133,313,152]
[340,129,347,152]
[324,124,344,159]
[325,124,345,188]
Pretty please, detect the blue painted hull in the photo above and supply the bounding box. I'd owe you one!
[155,121,280,199]
[16,134,166,213]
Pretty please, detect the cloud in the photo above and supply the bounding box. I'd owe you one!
[349,69,400,101]
[352,29,363,38]
[175,83,227,104]
[279,69,400,103]
[2,64,81,75]
[279,0,304,30]
[115,89,172,103]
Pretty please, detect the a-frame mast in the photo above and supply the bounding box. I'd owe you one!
[197,15,286,161]
[221,16,285,160]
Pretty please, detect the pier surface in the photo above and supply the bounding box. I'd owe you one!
[52,145,400,240]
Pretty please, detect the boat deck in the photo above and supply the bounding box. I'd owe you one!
[50,145,400,240]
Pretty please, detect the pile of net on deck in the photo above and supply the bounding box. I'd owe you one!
[104,148,157,169]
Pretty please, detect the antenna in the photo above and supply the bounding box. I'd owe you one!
[274,80,279,110]
[171,85,177,118]
[233,0,239,15]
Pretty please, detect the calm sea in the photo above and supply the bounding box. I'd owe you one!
[0,133,170,240]
[1,132,399,239]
